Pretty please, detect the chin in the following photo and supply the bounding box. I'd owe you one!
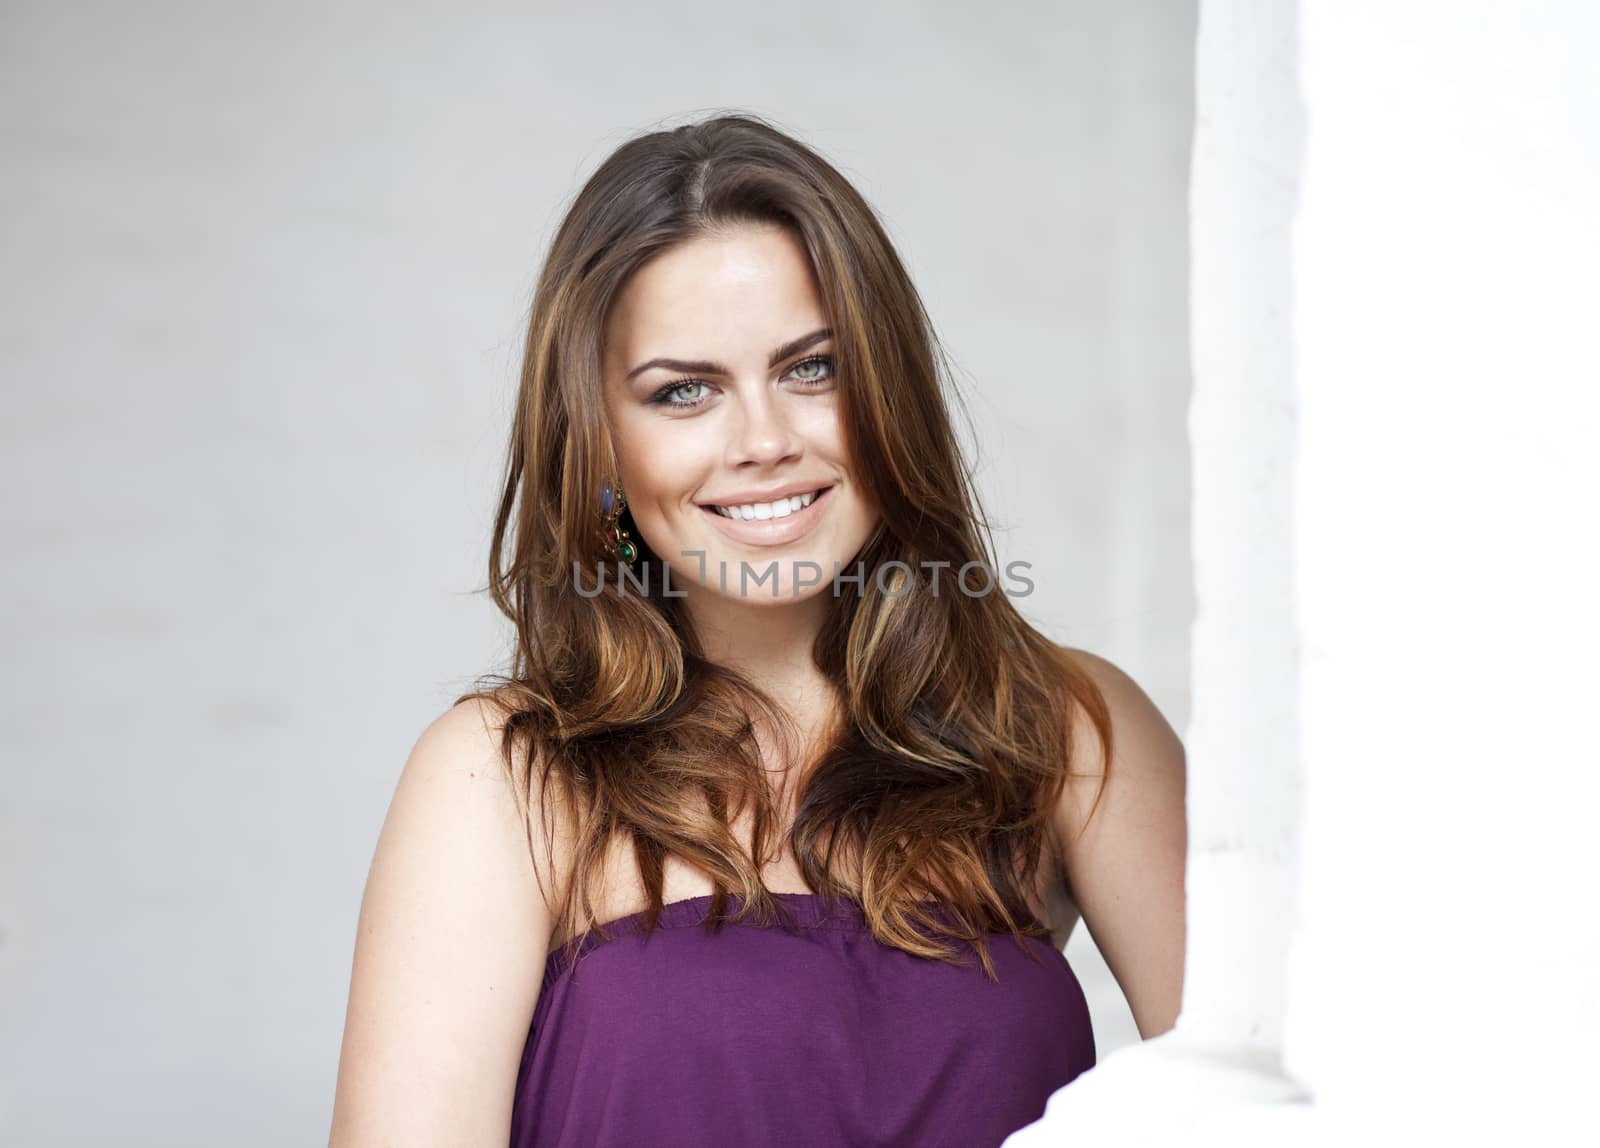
[678,541,849,605]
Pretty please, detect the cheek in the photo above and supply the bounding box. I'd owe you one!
[617,442,715,550]
[795,400,846,445]
[614,422,688,498]
[849,492,880,539]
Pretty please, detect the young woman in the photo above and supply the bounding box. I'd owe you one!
[330,112,1187,1148]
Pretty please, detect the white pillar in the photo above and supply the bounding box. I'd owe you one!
[1286,1,1600,1141]
[1010,1,1599,1143]
[1180,0,1305,1056]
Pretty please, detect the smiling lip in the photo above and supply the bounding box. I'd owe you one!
[699,485,834,547]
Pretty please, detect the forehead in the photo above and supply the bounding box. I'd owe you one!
[603,224,827,365]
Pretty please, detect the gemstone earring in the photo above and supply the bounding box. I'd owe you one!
[599,476,637,566]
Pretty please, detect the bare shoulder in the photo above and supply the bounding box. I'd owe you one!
[385,694,566,904]
[1048,643,1187,864]
[1053,646,1185,804]
[1048,644,1188,1038]
[328,696,563,1146]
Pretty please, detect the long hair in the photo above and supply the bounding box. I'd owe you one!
[456,111,1113,980]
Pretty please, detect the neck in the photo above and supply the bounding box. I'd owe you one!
[681,585,842,784]
[683,583,830,695]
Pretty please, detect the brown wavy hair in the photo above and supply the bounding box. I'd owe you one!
[456,110,1113,980]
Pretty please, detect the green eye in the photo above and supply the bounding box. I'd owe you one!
[788,355,835,385]
[649,380,712,409]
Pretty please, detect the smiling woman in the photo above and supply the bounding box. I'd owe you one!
[601,224,879,603]
[329,111,1186,1148]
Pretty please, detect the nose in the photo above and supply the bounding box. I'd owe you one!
[727,386,803,469]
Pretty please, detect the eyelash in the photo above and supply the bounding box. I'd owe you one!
[648,354,836,411]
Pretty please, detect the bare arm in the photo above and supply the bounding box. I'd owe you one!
[329,698,558,1146]
[1052,647,1188,1039]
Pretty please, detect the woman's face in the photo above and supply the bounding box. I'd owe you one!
[601,223,879,606]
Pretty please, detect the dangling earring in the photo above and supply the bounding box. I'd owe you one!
[598,476,637,567]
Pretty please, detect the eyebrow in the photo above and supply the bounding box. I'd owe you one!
[624,327,834,382]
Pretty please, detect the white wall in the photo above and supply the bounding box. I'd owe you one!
[0,2,1195,1143]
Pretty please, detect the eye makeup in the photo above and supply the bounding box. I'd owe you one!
[647,353,836,412]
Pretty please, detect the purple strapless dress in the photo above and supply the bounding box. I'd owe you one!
[509,892,1095,1147]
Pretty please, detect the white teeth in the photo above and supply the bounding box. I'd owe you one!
[711,488,824,520]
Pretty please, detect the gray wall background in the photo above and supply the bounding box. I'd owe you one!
[0,2,1194,1143]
